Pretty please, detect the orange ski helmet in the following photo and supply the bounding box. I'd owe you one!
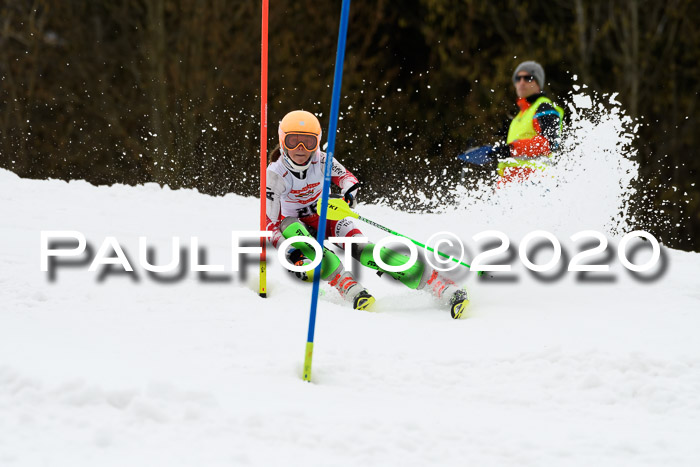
[278,110,322,171]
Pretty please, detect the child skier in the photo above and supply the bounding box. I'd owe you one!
[266,110,469,318]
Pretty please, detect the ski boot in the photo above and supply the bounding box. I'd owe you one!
[448,288,470,319]
[425,269,469,319]
[330,271,375,311]
[353,290,375,310]
[425,268,457,301]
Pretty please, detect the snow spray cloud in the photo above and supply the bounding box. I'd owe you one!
[448,83,642,237]
[385,78,669,241]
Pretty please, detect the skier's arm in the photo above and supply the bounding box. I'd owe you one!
[329,157,359,193]
[265,170,286,248]
[331,159,361,207]
[509,103,561,158]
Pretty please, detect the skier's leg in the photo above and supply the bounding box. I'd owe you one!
[352,242,469,318]
[280,217,374,310]
[326,216,424,288]
[353,242,425,289]
[280,217,341,280]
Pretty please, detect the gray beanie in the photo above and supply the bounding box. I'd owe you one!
[512,61,545,88]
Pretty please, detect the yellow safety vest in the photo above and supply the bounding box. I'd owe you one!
[498,96,564,177]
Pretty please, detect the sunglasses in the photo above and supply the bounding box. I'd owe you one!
[514,74,535,83]
[283,133,319,152]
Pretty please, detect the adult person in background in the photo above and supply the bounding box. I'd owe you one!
[459,60,564,185]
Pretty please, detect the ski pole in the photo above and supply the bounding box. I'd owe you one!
[321,198,476,271]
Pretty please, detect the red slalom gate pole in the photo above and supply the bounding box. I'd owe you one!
[259,0,269,298]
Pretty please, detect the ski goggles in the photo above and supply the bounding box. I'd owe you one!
[283,133,319,152]
[514,74,535,83]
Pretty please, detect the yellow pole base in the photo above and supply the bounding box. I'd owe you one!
[259,261,267,297]
[302,341,314,382]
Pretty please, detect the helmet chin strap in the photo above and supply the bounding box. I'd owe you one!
[282,149,314,175]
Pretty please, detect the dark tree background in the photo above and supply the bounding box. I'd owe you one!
[1,0,698,250]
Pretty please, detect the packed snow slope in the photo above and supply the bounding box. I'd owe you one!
[1,166,699,467]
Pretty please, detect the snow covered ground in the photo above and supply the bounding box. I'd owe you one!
[1,163,699,467]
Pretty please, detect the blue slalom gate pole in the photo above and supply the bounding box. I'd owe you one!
[303,0,351,382]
